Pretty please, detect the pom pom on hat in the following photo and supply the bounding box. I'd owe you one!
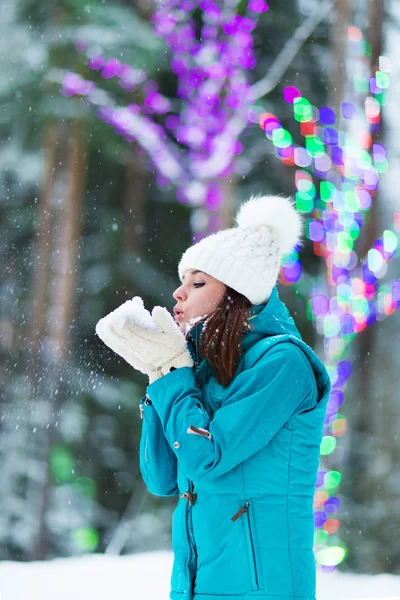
[235,194,303,255]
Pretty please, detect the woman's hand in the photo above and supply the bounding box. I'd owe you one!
[118,303,194,383]
[95,297,194,383]
[95,296,155,375]
[144,305,194,383]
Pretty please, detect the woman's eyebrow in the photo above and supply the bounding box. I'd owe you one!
[182,269,203,281]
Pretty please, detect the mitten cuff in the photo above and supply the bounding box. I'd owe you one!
[147,351,194,384]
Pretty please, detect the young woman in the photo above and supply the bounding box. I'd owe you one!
[96,195,331,600]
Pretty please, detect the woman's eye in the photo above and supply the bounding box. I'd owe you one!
[194,282,205,288]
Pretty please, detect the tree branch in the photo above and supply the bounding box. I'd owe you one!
[105,477,148,555]
[202,0,337,172]
[46,68,187,184]
[250,0,336,101]
[49,0,337,192]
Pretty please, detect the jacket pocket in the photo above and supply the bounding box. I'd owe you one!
[231,500,262,590]
[193,495,261,595]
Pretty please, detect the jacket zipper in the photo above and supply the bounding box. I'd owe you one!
[139,395,152,462]
[231,501,260,589]
[187,478,198,565]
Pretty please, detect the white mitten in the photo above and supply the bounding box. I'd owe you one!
[95,297,157,375]
[121,305,194,384]
[95,298,194,383]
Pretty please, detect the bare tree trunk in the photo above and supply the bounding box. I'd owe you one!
[217,176,237,230]
[330,0,351,114]
[205,176,237,237]
[46,120,86,360]
[356,0,384,262]
[28,120,87,559]
[133,0,155,20]
[0,122,62,561]
[29,123,60,350]
[348,0,384,493]
[352,0,384,367]
[122,145,148,256]
[319,0,351,303]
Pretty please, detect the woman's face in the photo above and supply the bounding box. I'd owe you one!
[173,269,226,333]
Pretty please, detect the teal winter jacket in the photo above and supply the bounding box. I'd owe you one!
[138,287,331,600]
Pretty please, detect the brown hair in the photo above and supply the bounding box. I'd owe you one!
[188,286,254,387]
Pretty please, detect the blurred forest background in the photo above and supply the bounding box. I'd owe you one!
[0,0,399,577]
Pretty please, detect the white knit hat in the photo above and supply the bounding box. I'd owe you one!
[178,195,304,305]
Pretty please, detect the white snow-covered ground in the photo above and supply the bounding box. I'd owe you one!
[0,551,398,600]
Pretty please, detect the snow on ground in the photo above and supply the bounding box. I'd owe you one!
[0,551,398,600]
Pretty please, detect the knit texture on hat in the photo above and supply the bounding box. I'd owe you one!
[178,195,303,305]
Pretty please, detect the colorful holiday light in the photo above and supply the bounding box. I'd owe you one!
[267,26,399,570]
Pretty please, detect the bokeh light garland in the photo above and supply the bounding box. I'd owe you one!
[261,25,399,570]
[62,0,269,239]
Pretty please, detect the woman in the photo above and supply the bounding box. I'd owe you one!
[96,195,331,600]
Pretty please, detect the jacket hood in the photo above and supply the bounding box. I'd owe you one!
[187,286,331,404]
[242,286,302,352]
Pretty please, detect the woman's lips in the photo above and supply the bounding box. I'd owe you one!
[174,312,184,321]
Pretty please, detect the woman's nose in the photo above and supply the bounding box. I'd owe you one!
[173,285,186,301]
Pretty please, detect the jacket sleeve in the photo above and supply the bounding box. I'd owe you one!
[138,395,179,496]
[146,343,317,483]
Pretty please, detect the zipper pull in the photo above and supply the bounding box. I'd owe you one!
[143,394,152,406]
[140,394,152,417]
[231,501,249,522]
